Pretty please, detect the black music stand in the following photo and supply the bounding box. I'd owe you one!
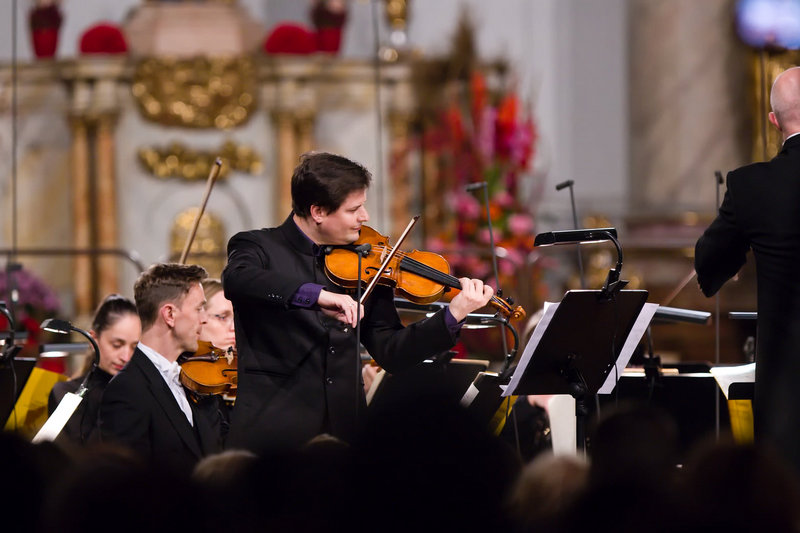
[505,289,650,451]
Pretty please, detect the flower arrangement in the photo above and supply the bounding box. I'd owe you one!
[29,0,63,58]
[29,1,62,30]
[0,266,61,355]
[416,14,544,302]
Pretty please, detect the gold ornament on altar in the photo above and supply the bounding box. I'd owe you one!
[138,140,262,180]
[132,56,257,129]
[170,207,226,277]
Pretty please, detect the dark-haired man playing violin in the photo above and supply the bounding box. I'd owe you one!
[222,151,493,454]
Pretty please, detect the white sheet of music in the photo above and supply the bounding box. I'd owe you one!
[502,301,559,397]
[31,392,82,444]
[597,302,659,393]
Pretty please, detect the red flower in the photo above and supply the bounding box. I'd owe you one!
[264,23,317,55]
[79,23,128,55]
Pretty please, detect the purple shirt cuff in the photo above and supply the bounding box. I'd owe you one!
[444,308,464,335]
[291,283,324,308]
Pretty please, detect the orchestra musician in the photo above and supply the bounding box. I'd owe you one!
[47,294,141,446]
[199,278,236,353]
[99,263,221,474]
[695,66,800,478]
[221,151,494,454]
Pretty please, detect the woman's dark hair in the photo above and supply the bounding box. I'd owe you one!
[91,294,138,335]
[291,152,372,217]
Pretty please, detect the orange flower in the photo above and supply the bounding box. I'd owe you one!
[470,71,487,122]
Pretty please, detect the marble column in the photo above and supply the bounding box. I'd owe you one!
[272,111,298,220]
[95,112,119,298]
[628,0,750,213]
[69,116,93,316]
[387,110,412,239]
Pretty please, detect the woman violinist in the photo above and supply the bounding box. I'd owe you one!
[47,294,141,446]
[178,278,238,439]
[199,279,236,354]
[221,152,495,454]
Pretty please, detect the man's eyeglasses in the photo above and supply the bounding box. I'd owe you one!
[211,313,233,325]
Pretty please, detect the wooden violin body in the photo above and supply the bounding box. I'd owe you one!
[324,225,526,321]
[179,340,238,396]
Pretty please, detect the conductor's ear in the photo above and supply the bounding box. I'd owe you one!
[769,111,782,133]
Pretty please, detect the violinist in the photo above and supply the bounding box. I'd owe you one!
[222,151,494,454]
[199,278,236,353]
[99,263,221,474]
[47,294,141,446]
[191,278,236,439]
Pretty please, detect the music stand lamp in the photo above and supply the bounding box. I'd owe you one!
[40,318,100,398]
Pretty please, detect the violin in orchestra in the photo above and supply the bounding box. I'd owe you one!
[323,224,526,321]
[179,340,237,397]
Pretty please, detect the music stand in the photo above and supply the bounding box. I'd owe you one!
[504,289,652,451]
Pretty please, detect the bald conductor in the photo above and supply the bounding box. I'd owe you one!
[695,66,800,479]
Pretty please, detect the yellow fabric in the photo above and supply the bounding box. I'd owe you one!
[728,399,754,444]
[489,395,516,436]
[4,367,67,438]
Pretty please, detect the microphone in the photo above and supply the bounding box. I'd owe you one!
[464,181,487,192]
[555,180,574,191]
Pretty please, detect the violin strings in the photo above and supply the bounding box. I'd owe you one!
[369,244,507,310]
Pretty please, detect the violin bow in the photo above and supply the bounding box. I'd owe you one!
[178,158,223,264]
[359,215,420,304]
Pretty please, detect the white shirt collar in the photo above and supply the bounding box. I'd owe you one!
[138,342,180,378]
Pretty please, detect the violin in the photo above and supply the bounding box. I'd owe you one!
[324,225,526,321]
[179,340,238,397]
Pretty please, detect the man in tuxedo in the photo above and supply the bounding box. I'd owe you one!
[99,263,220,474]
[222,152,494,454]
[695,66,800,477]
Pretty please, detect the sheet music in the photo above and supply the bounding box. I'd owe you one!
[502,301,559,397]
[597,302,659,393]
[31,392,82,443]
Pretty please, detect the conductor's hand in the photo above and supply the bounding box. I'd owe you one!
[448,278,494,322]
[318,289,365,327]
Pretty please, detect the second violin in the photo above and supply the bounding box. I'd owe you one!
[179,340,237,397]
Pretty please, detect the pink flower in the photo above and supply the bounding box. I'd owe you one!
[477,107,496,161]
[508,213,534,236]
[454,192,482,220]
[492,190,514,208]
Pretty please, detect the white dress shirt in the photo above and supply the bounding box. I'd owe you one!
[137,342,194,426]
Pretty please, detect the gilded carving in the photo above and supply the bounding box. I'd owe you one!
[138,140,262,180]
[132,56,257,129]
[170,208,226,277]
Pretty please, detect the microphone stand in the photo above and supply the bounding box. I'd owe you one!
[468,181,521,456]
[353,243,371,425]
[466,182,510,364]
[555,180,585,289]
